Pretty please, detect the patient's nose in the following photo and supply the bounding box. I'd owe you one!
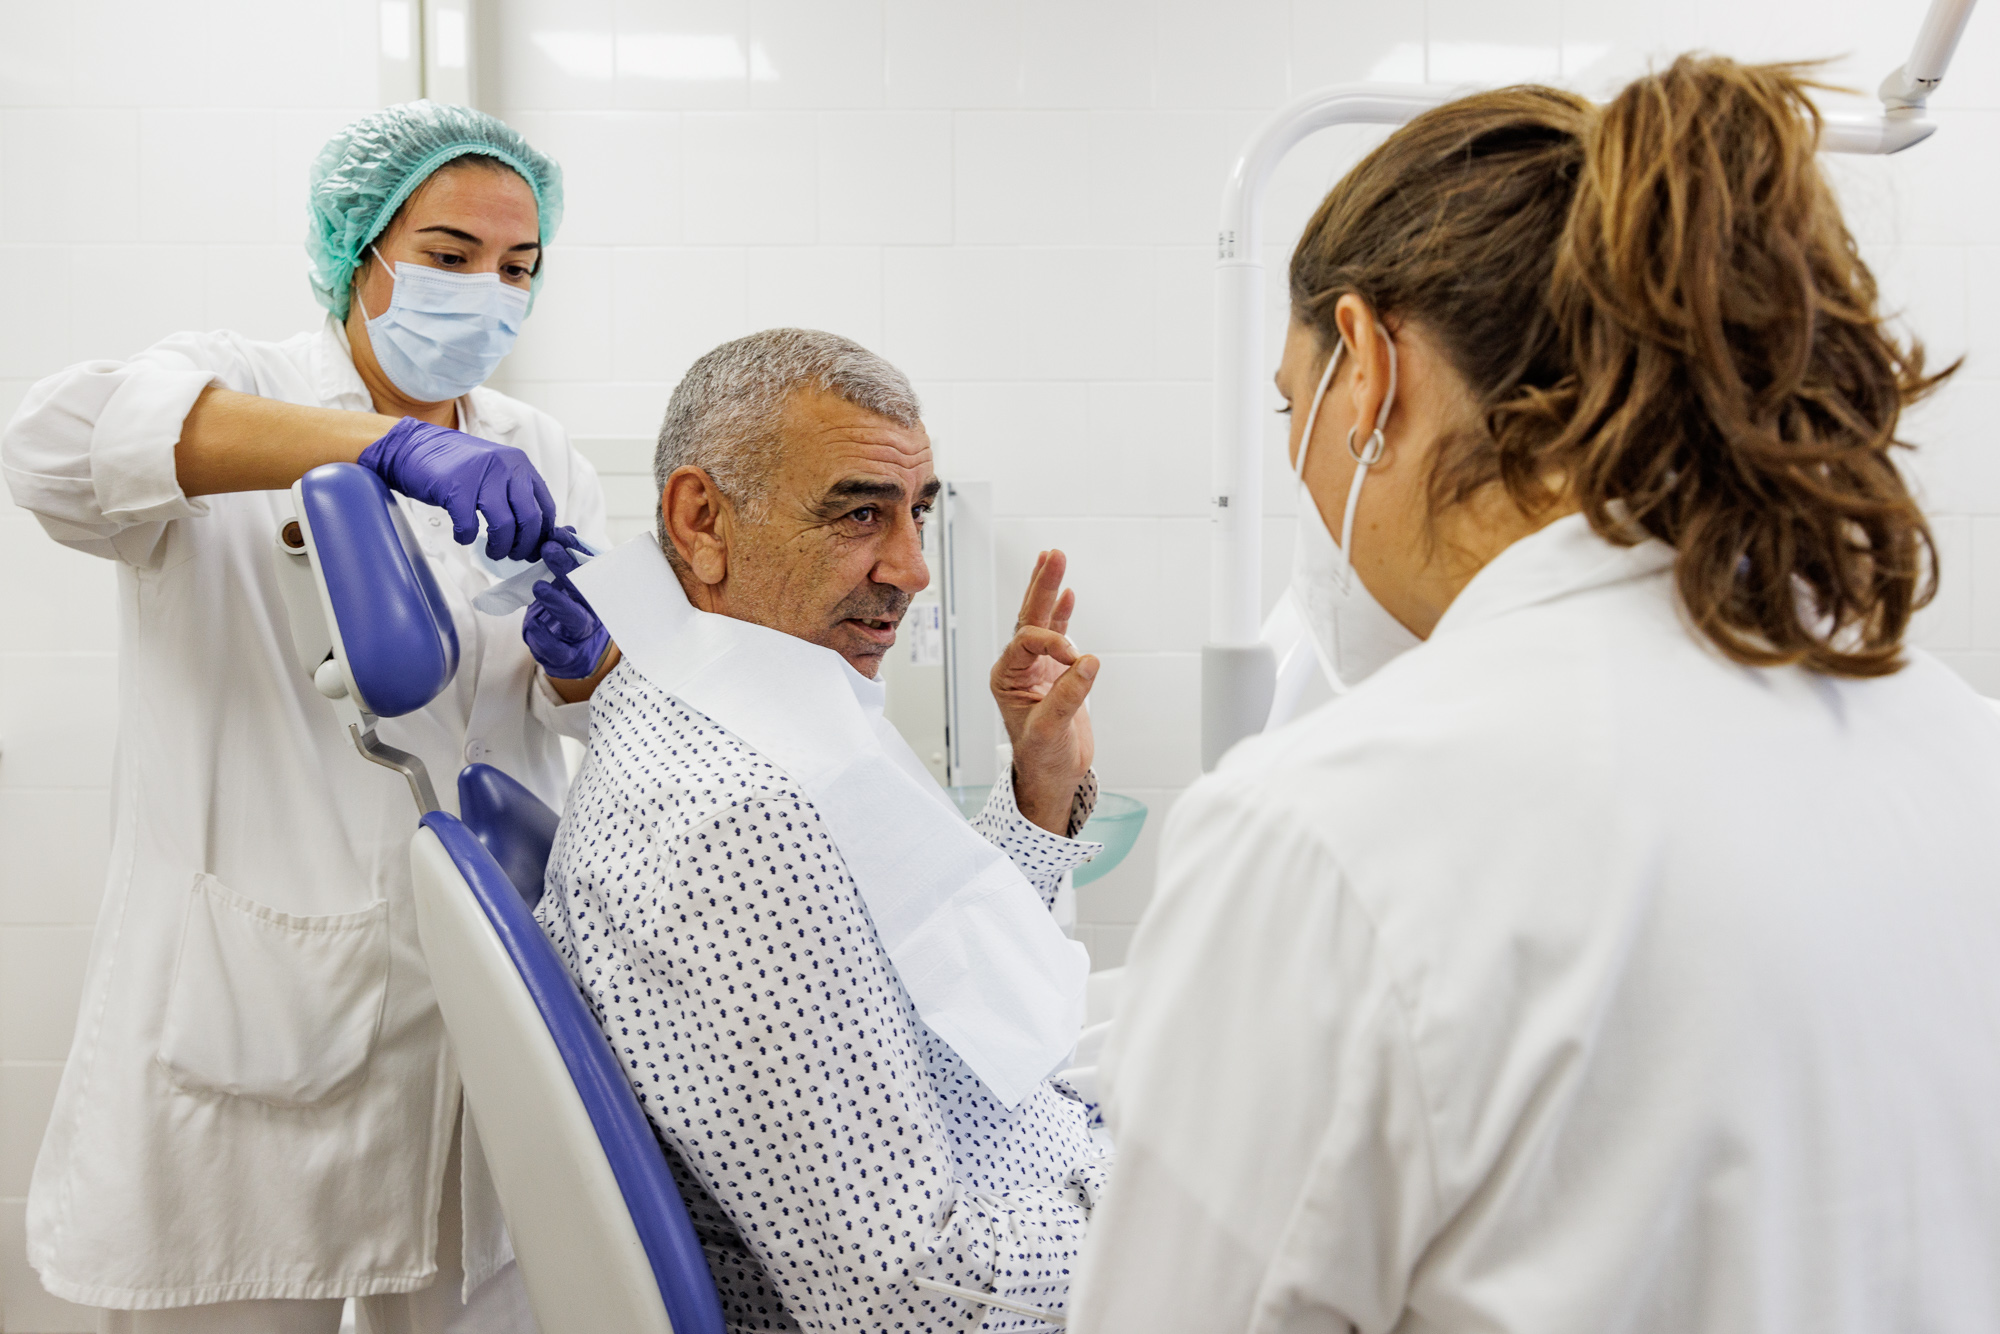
[874,512,930,594]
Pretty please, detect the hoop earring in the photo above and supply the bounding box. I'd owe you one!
[1347,425,1386,466]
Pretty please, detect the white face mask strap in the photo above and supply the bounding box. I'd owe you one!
[1373,322,1398,434]
[356,244,399,323]
[1336,323,1399,580]
[1293,339,1344,482]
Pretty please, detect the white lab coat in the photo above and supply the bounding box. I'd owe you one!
[0,322,607,1309]
[1071,514,2000,1334]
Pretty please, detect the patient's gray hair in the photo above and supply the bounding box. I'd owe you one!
[653,329,922,546]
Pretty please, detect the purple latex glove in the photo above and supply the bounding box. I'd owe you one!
[523,534,611,681]
[358,417,559,562]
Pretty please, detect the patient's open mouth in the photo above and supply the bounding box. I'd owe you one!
[831,585,911,648]
[846,617,898,644]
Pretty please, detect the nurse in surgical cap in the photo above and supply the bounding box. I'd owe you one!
[0,102,611,1334]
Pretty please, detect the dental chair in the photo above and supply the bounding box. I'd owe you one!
[274,462,725,1334]
[457,762,562,909]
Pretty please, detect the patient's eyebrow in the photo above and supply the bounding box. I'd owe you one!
[826,477,903,499]
[821,476,925,507]
[814,475,941,521]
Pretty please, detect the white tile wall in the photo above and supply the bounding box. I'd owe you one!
[744,245,883,347]
[683,111,819,240]
[748,0,885,108]
[503,111,685,243]
[817,111,954,244]
[3,3,1999,1325]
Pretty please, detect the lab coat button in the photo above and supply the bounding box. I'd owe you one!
[465,740,489,763]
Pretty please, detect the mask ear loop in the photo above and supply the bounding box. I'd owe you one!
[1334,323,1398,585]
[356,244,398,323]
[1292,339,1344,483]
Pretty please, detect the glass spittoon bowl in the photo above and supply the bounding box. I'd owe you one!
[945,787,1149,887]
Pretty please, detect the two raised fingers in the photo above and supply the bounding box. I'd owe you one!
[1017,549,1077,637]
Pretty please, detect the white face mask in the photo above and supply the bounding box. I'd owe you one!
[1288,328,1422,692]
[360,245,530,403]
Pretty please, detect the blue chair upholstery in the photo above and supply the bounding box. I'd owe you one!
[296,462,458,717]
[420,811,725,1334]
[458,764,561,909]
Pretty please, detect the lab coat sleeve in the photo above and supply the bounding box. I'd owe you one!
[972,766,1103,912]
[542,781,1098,1332]
[1069,782,1442,1334]
[0,332,265,566]
[526,669,594,742]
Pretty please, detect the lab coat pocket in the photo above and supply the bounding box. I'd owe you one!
[157,874,391,1108]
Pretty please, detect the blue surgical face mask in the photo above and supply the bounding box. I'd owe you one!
[360,246,530,403]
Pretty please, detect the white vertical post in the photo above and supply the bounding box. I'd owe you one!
[378,0,423,104]
[426,0,475,107]
[1208,261,1265,649]
[1202,258,1277,770]
[1201,86,1450,771]
[942,482,999,788]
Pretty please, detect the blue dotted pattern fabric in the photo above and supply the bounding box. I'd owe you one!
[536,663,1112,1333]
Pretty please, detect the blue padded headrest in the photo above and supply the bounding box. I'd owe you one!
[418,811,725,1334]
[297,462,458,717]
[457,764,561,909]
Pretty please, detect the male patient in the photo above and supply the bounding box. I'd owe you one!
[537,329,1110,1332]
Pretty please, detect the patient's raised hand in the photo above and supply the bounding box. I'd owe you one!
[991,548,1097,836]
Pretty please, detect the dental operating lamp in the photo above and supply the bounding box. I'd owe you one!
[1201,0,1981,770]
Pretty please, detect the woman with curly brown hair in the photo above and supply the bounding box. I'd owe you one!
[1072,57,2000,1334]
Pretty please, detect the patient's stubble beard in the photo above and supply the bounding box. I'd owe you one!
[828,583,913,670]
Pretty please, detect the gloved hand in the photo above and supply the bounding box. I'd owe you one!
[523,533,612,681]
[359,417,559,562]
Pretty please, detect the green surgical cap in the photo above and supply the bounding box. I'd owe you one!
[306,100,564,321]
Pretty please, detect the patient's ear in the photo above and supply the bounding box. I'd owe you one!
[661,467,730,586]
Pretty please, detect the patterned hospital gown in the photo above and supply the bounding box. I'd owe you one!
[536,663,1112,1333]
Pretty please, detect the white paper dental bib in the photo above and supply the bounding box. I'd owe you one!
[572,536,1089,1108]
